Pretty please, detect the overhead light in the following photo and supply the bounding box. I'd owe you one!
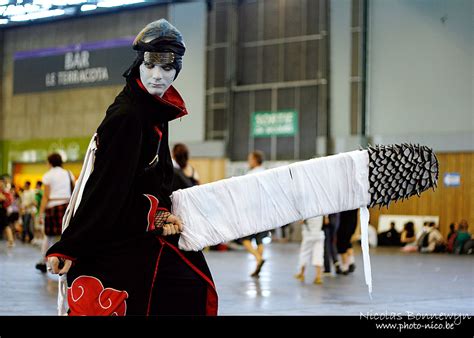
[52,0,86,5]
[10,8,64,21]
[97,0,145,8]
[80,4,96,12]
[31,0,84,5]
[32,0,51,9]
[0,0,150,26]
[24,4,41,12]
[4,4,27,16]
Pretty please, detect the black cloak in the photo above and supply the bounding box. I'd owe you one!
[46,77,217,316]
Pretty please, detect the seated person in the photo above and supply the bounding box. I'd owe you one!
[400,221,418,253]
[454,220,471,254]
[446,222,458,253]
[400,221,416,245]
[378,222,401,246]
[420,222,446,253]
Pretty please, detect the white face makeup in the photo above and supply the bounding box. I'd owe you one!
[139,52,176,97]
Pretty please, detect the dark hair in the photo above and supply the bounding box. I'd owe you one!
[404,222,415,238]
[250,150,264,165]
[124,19,185,80]
[36,181,43,188]
[47,153,63,167]
[25,181,31,186]
[173,143,189,169]
[429,222,436,228]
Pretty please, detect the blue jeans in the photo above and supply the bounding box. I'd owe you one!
[22,213,34,242]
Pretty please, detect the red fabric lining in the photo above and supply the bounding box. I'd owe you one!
[46,253,76,262]
[135,78,188,120]
[146,242,164,316]
[163,240,218,316]
[153,126,162,141]
[144,194,159,232]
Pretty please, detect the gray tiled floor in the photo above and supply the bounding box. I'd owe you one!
[0,241,472,315]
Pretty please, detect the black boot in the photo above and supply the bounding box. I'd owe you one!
[35,263,47,273]
[348,263,356,273]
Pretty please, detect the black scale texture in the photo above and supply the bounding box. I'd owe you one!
[367,144,439,208]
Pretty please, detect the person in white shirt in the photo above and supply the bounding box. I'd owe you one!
[35,153,74,273]
[20,181,37,243]
[241,150,269,277]
[294,216,325,284]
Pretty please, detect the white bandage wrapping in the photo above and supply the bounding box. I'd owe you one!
[57,133,97,316]
[172,149,373,294]
[172,150,370,250]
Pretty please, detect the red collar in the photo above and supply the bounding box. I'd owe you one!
[135,78,188,120]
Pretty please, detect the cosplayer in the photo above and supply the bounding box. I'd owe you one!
[47,20,439,315]
[47,19,217,316]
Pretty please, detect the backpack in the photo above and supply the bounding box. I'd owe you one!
[446,232,458,253]
[417,231,430,251]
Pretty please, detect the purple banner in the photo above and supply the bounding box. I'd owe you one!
[14,37,137,94]
[14,37,135,60]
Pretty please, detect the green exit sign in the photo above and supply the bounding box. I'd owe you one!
[251,111,298,137]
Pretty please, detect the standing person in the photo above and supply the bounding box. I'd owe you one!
[171,143,200,191]
[34,181,44,213]
[0,177,13,248]
[336,209,359,274]
[46,19,217,316]
[323,214,340,275]
[241,150,269,277]
[36,154,75,273]
[20,181,37,243]
[31,181,44,246]
[7,186,21,241]
[294,216,325,284]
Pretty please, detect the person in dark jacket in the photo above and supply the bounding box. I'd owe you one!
[336,209,358,274]
[171,143,200,192]
[377,222,401,246]
[46,19,217,316]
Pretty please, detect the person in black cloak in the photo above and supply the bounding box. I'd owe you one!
[46,19,218,316]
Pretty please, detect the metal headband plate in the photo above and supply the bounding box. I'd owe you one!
[144,52,175,65]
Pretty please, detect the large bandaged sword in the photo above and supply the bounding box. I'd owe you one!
[172,144,438,293]
[59,141,438,313]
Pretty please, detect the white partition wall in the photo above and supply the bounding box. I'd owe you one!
[168,1,207,144]
[366,0,473,150]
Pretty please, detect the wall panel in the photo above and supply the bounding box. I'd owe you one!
[369,152,474,237]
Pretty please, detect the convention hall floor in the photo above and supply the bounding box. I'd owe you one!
[0,241,472,316]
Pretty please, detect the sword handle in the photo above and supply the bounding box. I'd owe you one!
[58,259,65,270]
[152,227,164,236]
